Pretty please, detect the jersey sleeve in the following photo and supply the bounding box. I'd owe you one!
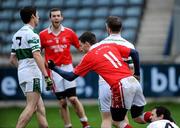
[74,54,92,76]
[116,44,131,58]
[27,32,41,52]
[70,30,80,49]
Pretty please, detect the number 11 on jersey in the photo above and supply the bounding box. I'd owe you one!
[103,51,122,68]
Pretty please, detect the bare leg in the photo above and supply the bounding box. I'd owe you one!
[58,99,72,127]
[36,96,48,128]
[16,92,40,128]
[68,96,90,128]
[68,96,86,118]
[101,112,112,128]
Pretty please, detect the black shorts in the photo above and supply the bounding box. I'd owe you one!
[110,107,128,121]
[55,87,77,100]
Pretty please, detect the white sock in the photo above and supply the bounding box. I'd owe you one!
[119,120,128,128]
[64,124,72,128]
[80,117,88,122]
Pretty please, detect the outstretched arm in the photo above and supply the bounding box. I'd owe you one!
[48,60,79,81]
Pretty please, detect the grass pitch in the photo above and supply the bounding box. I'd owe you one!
[0,102,180,128]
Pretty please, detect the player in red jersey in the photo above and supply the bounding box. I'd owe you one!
[99,16,135,128]
[48,31,152,128]
[39,8,90,128]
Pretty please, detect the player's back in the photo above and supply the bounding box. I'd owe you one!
[98,34,135,83]
[147,119,179,128]
[12,24,40,68]
[87,43,132,87]
[100,34,135,49]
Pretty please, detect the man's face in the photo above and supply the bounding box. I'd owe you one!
[31,11,39,27]
[151,109,163,122]
[50,11,63,29]
[79,41,90,53]
[34,12,39,26]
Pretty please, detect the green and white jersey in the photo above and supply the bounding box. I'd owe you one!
[11,24,42,84]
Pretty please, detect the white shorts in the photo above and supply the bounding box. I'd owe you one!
[18,65,42,84]
[98,80,111,112]
[99,76,146,111]
[20,78,43,96]
[51,64,76,92]
[120,76,146,109]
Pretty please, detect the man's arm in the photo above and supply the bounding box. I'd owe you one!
[9,54,18,67]
[33,51,53,90]
[48,60,79,81]
[129,49,140,78]
[33,50,49,77]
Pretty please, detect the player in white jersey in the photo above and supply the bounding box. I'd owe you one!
[9,6,53,128]
[98,16,138,128]
[147,120,179,128]
[147,106,179,128]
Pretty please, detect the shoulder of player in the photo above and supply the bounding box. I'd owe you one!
[39,28,48,35]
[120,37,135,49]
[101,39,135,49]
[63,27,76,34]
[13,26,37,38]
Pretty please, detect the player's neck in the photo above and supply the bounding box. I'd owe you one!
[27,22,35,29]
[51,25,61,35]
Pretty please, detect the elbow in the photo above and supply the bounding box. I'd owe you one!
[9,55,17,66]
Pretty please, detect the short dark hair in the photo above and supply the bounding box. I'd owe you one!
[155,106,175,123]
[79,31,97,45]
[106,16,122,32]
[20,6,36,24]
[49,8,62,18]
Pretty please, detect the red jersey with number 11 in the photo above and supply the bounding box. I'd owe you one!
[74,43,132,88]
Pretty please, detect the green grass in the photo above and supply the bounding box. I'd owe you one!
[0,102,180,128]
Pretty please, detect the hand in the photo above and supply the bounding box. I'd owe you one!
[45,76,53,91]
[48,60,55,69]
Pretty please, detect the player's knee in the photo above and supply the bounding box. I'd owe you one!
[68,96,78,105]
[26,104,37,114]
[59,99,68,108]
[131,105,147,123]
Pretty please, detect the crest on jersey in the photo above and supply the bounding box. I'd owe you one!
[62,37,66,43]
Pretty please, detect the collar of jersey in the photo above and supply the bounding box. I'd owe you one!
[48,24,64,34]
[24,24,34,30]
[106,34,122,40]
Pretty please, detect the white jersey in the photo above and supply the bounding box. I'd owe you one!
[147,120,179,128]
[11,24,42,84]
